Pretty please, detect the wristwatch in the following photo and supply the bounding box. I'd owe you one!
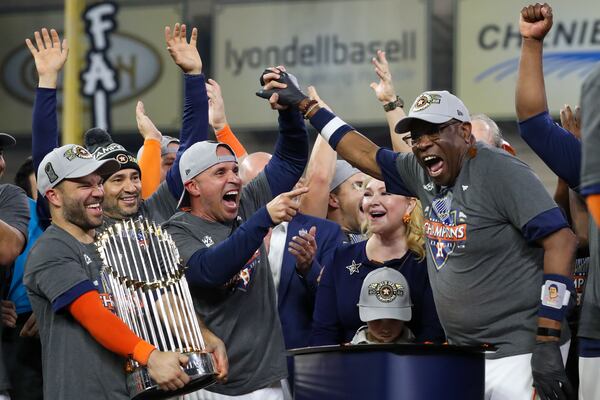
[383,96,404,112]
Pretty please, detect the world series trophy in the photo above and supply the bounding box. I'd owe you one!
[96,218,217,399]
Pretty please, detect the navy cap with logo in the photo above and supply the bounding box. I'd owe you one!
[84,127,140,176]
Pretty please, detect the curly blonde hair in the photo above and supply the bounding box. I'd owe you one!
[361,178,426,261]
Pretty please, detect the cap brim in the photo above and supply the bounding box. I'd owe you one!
[66,158,120,181]
[394,115,453,133]
[0,133,16,147]
[359,306,412,322]
[176,188,190,209]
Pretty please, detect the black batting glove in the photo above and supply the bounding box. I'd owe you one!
[256,70,308,106]
[531,341,574,400]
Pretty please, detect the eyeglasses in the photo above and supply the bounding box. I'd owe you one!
[401,120,461,148]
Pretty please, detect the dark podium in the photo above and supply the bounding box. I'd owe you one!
[290,344,486,400]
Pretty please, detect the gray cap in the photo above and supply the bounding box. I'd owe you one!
[358,267,412,322]
[330,160,361,192]
[0,133,16,147]
[37,144,120,198]
[161,136,180,156]
[136,136,180,159]
[177,141,237,207]
[395,90,470,134]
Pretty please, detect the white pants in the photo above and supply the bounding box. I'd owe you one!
[181,380,290,400]
[484,341,570,400]
[579,356,600,400]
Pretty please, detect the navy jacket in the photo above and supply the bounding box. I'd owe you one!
[310,241,446,345]
[277,213,345,350]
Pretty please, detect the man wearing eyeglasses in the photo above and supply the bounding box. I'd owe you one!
[257,72,576,399]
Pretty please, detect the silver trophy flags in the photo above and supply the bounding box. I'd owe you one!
[96,218,216,400]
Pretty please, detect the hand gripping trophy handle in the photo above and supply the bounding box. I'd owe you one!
[97,218,216,399]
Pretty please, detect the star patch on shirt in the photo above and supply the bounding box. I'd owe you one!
[346,260,362,275]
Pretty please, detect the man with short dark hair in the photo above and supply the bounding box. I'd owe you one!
[164,68,310,398]
[24,144,189,399]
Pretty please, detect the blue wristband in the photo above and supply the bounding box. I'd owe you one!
[538,273,574,322]
[309,108,354,150]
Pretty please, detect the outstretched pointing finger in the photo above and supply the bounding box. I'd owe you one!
[283,186,310,199]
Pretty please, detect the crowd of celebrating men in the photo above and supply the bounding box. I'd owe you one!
[0,2,598,400]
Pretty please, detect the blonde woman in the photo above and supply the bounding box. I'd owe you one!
[310,178,445,345]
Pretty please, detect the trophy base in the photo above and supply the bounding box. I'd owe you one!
[127,351,217,400]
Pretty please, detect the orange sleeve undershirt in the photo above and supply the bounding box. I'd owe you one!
[139,138,161,200]
[68,291,155,365]
[587,194,600,228]
[215,124,247,158]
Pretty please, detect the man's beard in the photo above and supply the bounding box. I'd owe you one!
[62,197,102,231]
[102,195,140,220]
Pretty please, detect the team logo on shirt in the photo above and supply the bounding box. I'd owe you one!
[202,235,214,247]
[423,193,467,270]
[225,249,260,292]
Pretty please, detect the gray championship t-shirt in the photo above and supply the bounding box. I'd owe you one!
[579,66,600,340]
[24,225,129,400]
[388,143,566,359]
[163,172,287,395]
[0,184,29,391]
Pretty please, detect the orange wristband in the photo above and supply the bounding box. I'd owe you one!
[215,124,247,158]
[139,138,161,199]
[587,194,600,228]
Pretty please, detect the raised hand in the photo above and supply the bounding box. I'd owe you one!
[266,186,309,224]
[206,79,228,131]
[288,226,317,277]
[136,101,162,142]
[146,350,190,391]
[25,28,68,88]
[519,3,553,41]
[256,66,308,109]
[559,104,581,139]
[369,50,397,103]
[165,23,202,75]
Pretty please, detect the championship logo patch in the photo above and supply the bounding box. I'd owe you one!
[45,162,59,183]
[368,280,404,303]
[424,192,467,270]
[64,145,92,161]
[413,93,442,112]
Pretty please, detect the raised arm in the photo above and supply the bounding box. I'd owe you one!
[369,49,410,153]
[515,3,552,121]
[26,28,67,173]
[298,86,336,218]
[206,78,247,161]
[256,68,384,181]
[164,24,208,199]
[258,67,309,196]
[136,101,163,199]
[515,5,581,189]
